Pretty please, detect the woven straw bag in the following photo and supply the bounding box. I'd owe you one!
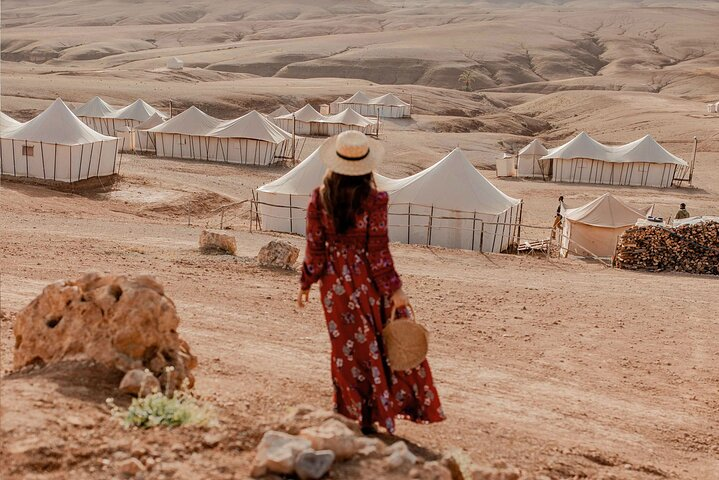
[383,305,429,372]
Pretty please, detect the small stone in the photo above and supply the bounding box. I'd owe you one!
[202,432,224,448]
[257,240,299,269]
[251,430,312,477]
[409,467,422,478]
[199,229,237,255]
[385,441,417,470]
[295,449,335,480]
[119,370,161,397]
[117,457,146,477]
[424,461,452,480]
[300,419,359,460]
[355,436,386,457]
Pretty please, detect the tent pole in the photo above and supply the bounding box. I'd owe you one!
[688,136,698,186]
[40,142,46,179]
[24,140,29,177]
[427,205,434,246]
[471,211,477,251]
[292,115,296,162]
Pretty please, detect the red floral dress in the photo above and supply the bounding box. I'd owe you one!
[300,187,445,433]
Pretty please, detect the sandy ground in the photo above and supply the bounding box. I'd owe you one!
[2,1,719,479]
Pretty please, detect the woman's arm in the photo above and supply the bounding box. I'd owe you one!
[366,192,403,297]
[300,190,327,292]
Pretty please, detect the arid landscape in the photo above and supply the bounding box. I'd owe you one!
[1,1,718,479]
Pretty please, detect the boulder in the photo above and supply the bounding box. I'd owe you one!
[295,449,336,480]
[300,418,359,460]
[257,240,299,269]
[384,441,417,470]
[119,369,161,397]
[251,430,312,477]
[13,273,197,392]
[199,229,237,255]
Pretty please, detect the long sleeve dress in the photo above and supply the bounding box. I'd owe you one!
[300,187,445,433]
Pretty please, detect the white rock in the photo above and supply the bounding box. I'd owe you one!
[355,436,387,457]
[424,460,453,480]
[257,240,299,269]
[385,441,417,470]
[119,369,160,397]
[299,418,359,460]
[251,431,311,477]
[295,449,335,480]
[199,229,237,255]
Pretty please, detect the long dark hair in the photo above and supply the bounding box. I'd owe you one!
[321,171,375,234]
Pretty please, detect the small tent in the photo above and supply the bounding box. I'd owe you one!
[496,153,516,177]
[268,105,291,118]
[328,96,345,114]
[150,106,225,161]
[517,139,549,178]
[274,104,325,136]
[559,193,653,258]
[167,57,184,70]
[0,112,23,133]
[255,147,393,234]
[74,96,117,136]
[310,108,378,136]
[0,99,119,182]
[338,91,411,118]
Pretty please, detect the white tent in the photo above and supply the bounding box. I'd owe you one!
[151,106,225,161]
[74,96,118,136]
[256,147,522,252]
[560,193,653,258]
[338,91,411,118]
[542,132,688,187]
[275,104,325,135]
[707,103,716,114]
[496,153,516,177]
[0,98,119,183]
[167,57,184,70]
[310,109,378,136]
[255,147,394,234]
[132,112,165,153]
[517,139,549,178]
[328,96,346,114]
[269,105,291,118]
[0,112,23,133]
[384,148,521,252]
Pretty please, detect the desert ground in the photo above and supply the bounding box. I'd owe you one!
[1,1,718,479]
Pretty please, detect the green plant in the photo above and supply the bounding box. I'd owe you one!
[458,70,475,91]
[108,391,218,429]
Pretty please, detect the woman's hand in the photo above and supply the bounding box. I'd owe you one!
[297,287,310,308]
[390,288,409,310]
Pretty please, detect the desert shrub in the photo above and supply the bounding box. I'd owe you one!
[108,391,217,429]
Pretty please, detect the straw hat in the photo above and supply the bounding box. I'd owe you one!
[319,130,383,176]
[383,305,429,372]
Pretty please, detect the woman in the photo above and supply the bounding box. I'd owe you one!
[297,131,444,434]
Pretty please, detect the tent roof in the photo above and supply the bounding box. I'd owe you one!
[610,134,688,166]
[258,145,393,195]
[148,106,223,135]
[209,110,293,143]
[519,138,548,157]
[135,112,165,131]
[543,132,609,162]
[321,108,376,127]
[268,105,291,118]
[331,97,346,104]
[2,98,115,145]
[73,96,116,118]
[368,93,410,107]
[112,99,168,121]
[543,132,686,165]
[385,148,521,215]
[341,91,372,104]
[564,193,651,228]
[277,104,325,122]
[0,112,23,132]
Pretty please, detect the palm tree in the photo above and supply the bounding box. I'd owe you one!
[458,70,475,91]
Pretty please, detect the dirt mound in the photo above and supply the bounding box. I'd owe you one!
[425,113,550,136]
[145,191,235,219]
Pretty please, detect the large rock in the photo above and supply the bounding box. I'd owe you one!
[251,430,312,477]
[199,229,237,255]
[295,449,336,480]
[280,404,360,435]
[119,369,161,397]
[299,418,359,460]
[257,240,299,269]
[13,273,197,392]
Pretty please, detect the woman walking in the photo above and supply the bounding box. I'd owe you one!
[297,131,444,434]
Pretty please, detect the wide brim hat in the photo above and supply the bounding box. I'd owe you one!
[319,130,384,176]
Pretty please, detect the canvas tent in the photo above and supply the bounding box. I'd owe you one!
[0,98,119,182]
[268,105,291,118]
[132,113,165,152]
[274,104,325,135]
[255,147,521,252]
[255,147,393,234]
[311,109,378,136]
[0,112,22,132]
[74,96,118,136]
[328,96,346,114]
[517,139,549,178]
[542,132,688,187]
[559,193,653,258]
[152,108,299,165]
[496,153,516,177]
[338,91,411,118]
[167,57,184,70]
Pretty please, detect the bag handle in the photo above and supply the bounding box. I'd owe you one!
[389,303,415,324]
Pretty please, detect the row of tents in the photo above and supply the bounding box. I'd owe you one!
[271,104,380,136]
[255,147,522,253]
[327,92,411,118]
[498,132,689,188]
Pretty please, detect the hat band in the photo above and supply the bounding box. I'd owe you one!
[337,148,370,161]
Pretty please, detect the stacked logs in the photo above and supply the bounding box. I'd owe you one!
[615,221,719,275]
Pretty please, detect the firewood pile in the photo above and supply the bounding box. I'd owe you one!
[615,221,719,275]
